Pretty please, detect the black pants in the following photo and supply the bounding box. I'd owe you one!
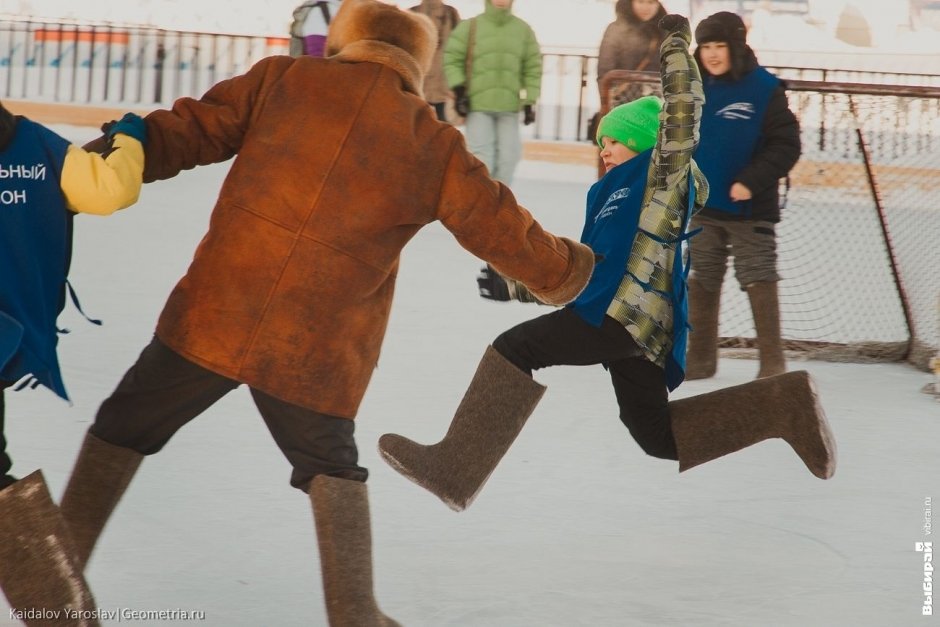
[0,382,14,488]
[90,336,368,491]
[493,308,678,460]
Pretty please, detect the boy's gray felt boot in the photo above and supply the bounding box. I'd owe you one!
[671,370,836,479]
[685,278,721,380]
[747,281,787,379]
[378,345,546,511]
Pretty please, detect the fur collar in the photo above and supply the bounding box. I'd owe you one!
[326,0,435,98]
[333,40,426,97]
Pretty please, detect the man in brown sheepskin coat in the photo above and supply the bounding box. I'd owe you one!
[57,1,594,625]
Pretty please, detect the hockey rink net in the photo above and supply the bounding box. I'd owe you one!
[599,71,940,372]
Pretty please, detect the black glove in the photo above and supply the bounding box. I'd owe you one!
[523,104,535,126]
[659,14,691,44]
[476,264,511,301]
[453,85,470,117]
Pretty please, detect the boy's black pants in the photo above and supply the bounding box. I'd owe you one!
[0,383,13,488]
[493,307,678,460]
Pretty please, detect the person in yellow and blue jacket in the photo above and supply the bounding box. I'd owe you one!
[379,15,836,520]
[0,100,144,623]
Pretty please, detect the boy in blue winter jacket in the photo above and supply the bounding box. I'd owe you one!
[379,15,835,517]
[0,100,145,624]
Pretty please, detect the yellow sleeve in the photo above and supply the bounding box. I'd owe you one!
[60,134,144,215]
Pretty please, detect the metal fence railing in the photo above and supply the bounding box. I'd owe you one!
[0,19,288,107]
[4,16,939,371]
[4,16,940,145]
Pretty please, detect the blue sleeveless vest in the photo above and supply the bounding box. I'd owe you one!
[694,67,777,216]
[569,150,697,391]
[570,150,652,325]
[0,118,73,400]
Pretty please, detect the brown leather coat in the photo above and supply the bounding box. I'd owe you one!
[140,1,591,419]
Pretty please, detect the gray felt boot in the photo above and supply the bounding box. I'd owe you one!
[685,278,722,380]
[59,432,143,570]
[671,370,836,479]
[379,345,546,511]
[747,281,787,379]
[310,476,400,627]
[0,471,99,626]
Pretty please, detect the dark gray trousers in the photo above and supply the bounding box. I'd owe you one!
[492,307,678,460]
[91,336,368,491]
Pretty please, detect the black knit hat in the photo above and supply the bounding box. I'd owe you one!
[694,11,747,46]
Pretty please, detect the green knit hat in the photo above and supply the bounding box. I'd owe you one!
[596,95,663,153]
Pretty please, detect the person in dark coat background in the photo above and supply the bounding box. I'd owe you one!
[686,11,802,381]
[596,0,668,107]
[409,0,462,121]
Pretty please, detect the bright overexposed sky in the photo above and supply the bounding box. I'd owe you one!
[3,0,939,54]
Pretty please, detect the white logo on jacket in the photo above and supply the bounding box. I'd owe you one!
[716,102,756,120]
[596,188,630,223]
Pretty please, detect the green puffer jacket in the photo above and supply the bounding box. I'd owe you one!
[443,0,541,112]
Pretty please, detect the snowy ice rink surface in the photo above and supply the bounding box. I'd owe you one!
[2,125,937,627]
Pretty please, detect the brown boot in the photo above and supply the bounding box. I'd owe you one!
[685,278,721,380]
[671,371,836,479]
[747,281,786,378]
[0,471,99,626]
[378,345,545,511]
[59,432,143,570]
[310,476,400,627]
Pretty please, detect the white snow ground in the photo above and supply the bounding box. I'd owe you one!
[2,124,938,627]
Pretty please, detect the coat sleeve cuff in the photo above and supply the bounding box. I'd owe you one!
[530,238,594,306]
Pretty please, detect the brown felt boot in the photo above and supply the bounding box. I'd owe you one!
[671,371,836,479]
[310,476,400,627]
[747,281,787,379]
[59,432,143,570]
[378,345,545,511]
[0,471,99,627]
[685,278,721,380]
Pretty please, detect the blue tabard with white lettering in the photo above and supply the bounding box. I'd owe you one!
[569,148,698,391]
[569,149,652,325]
[694,66,777,216]
[0,118,73,399]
